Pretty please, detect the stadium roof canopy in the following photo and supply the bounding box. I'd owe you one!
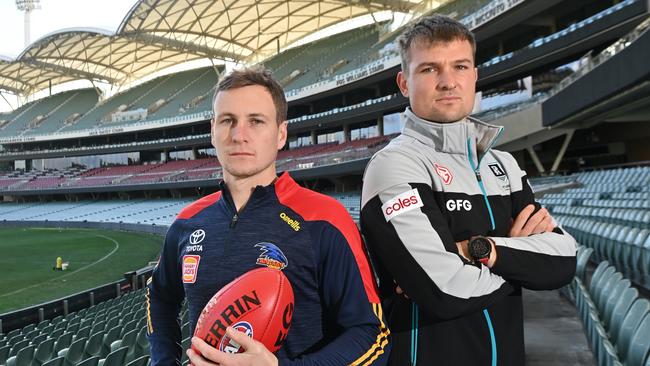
[0,0,423,96]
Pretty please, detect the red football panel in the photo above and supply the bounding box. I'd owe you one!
[193,267,294,355]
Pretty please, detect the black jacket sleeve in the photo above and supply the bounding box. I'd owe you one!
[146,221,185,366]
[490,171,577,290]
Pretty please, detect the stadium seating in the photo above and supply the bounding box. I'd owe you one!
[544,165,650,365]
[0,133,395,193]
[0,91,84,136]
[0,64,215,141]
[264,23,383,90]
[571,258,650,366]
[545,166,650,288]
[0,289,149,366]
[22,90,100,136]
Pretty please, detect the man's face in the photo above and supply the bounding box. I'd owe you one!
[397,39,478,123]
[211,85,287,180]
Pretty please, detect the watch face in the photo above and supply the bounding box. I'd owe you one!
[469,237,491,259]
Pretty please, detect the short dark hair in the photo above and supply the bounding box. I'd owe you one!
[213,67,287,123]
[397,14,476,74]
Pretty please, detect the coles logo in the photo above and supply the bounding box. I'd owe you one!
[434,163,453,185]
[382,189,424,222]
[218,321,254,353]
[182,255,201,283]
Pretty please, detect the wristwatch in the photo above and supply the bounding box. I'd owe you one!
[468,236,492,265]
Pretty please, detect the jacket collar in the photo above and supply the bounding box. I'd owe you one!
[401,107,503,160]
[218,173,294,212]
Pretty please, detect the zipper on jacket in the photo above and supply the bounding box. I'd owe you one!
[224,185,266,229]
[410,302,419,366]
[467,139,496,231]
[229,213,239,228]
[467,138,498,366]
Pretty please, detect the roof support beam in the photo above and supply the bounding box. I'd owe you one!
[22,59,120,84]
[123,32,244,61]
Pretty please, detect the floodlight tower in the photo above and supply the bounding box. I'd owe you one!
[15,0,41,47]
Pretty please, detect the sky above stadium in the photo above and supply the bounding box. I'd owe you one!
[0,0,137,58]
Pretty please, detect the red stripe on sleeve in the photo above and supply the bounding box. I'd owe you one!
[275,172,380,303]
[177,191,222,220]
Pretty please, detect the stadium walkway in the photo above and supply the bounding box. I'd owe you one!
[524,289,595,365]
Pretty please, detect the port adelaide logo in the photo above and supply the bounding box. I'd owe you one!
[488,163,510,191]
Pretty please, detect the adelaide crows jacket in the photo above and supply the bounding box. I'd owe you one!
[360,108,577,366]
[147,172,389,365]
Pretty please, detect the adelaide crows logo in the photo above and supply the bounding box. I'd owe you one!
[254,242,288,270]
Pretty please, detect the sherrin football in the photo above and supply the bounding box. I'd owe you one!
[192,267,294,354]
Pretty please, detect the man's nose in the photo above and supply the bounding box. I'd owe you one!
[231,123,249,142]
[437,68,456,90]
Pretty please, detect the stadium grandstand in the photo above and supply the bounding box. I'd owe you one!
[1,0,650,364]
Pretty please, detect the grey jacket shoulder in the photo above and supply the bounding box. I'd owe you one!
[362,134,432,206]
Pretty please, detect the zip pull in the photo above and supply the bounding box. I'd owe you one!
[230,213,239,228]
[475,170,482,182]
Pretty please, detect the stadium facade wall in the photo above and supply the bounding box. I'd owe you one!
[542,23,650,126]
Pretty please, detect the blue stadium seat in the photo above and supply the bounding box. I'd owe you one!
[40,356,64,366]
[624,313,650,366]
[98,346,128,366]
[576,246,594,281]
[75,356,99,366]
[596,272,623,314]
[5,344,35,366]
[642,236,650,287]
[125,355,149,366]
[60,337,86,366]
[53,332,73,355]
[133,326,148,359]
[602,279,631,328]
[615,299,649,364]
[83,331,104,359]
[0,345,11,365]
[33,338,55,365]
[625,229,649,280]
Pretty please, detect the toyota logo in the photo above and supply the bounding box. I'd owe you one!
[189,229,205,244]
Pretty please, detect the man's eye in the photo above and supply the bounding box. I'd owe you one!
[251,119,264,124]
[422,67,436,73]
[456,65,469,70]
[220,118,233,124]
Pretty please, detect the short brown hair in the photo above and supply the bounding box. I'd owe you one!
[398,14,476,74]
[213,67,287,123]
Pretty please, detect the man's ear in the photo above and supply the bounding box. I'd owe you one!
[277,121,288,150]
[210,117,218,149]
[396,71,409,97]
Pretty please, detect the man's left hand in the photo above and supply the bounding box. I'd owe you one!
[187,327,279,366]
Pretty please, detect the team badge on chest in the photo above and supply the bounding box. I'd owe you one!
[255,242,288,270]
[434,163,453,185]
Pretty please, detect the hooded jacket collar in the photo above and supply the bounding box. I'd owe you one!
[401,107,504,161]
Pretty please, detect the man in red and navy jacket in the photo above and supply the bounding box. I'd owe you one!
[146,67,389,366]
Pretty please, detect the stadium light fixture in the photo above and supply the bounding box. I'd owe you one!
[15,0,41,47]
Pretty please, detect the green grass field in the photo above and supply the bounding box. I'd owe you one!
[0,228,163,314]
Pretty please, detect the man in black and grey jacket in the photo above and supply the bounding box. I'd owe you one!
[360,14,577,366]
